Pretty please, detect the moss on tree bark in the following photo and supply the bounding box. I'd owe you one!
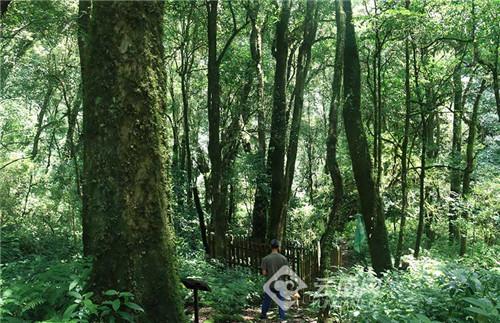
[81,2,184,321]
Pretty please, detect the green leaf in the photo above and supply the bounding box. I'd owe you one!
[118,311,135,322]
[63,303,78,319]
[68,291,82,299]
[124,302,144,312]
[104,289,119,296]
[69,280,78,291]
[466,307,492,317]
[82,292,94,299]
[112,299,121,311]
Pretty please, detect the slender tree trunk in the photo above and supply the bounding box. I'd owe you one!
[306,105,315,205]
[206,0,226,259]
[82,2,184,320]
[168,78,180,173]
[181,71,193,204]
[342,0,392,274]
[63,82,83,199]
[460,80,486,256]
[319,1,345,320]
[77,0,92,257]
[372,2,383,191]
[395,1,411,267]
[283,0,318,234]
[31,86,54,160]
[423,87,436,247]
[267,0,291,241]
[411,44,426,259]
[449,64,463,242]
[492,67,500,121]
[413,118,426,259]
[462,80,486,194]
[193,185,209,254]
[249,3,268,242]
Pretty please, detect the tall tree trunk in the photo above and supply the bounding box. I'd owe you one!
[193,185,209,254]
[283,0,318,234]
[249,3,268,242]
[449,64,463,242]
[319,1,345,320]
[492,67,500,121]
[31,85,54,160]
[82,2,184,320]
[206,0,226,259]
[62,81,83,199]
[77,0,92,257]
[168,76,184,175]
[423,86,436,246]
[412,44,427,259]
[306,104,315,205]
[395,0,411,267]
[460,80,486,256]
[267,0,291,241]
[462,80,486,194]
[181,72,193,204]
[413,113,426,258]
[372,0,383,191]
[342,0,392,274]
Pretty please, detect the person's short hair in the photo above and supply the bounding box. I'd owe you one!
[270,239,280,249]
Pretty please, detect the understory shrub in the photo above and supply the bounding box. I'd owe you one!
[310,256,500,322]
[0,255,91,321]
[179,251,262,322]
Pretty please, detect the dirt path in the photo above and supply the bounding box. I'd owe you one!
[241,305,317,322]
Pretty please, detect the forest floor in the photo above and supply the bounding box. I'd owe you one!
[241,306,317,322]
[196,304,317,322]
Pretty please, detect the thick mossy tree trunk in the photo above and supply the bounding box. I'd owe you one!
[449,64,463,242]
[342,0,392,274]
[318,1,345,321]
[267,0,291,241]
[82,2,184,321]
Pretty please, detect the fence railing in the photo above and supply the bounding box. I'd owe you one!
[207,233,341,287]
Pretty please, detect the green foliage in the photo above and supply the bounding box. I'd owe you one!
[463,297,499,323]
[0,256,144,323]
[311,256,500,322]
[179,251,261,322]
[63,287,144,323]
[0,256,91,321]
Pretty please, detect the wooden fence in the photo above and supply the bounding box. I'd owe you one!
[207,233,341,287]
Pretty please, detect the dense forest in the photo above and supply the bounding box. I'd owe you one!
[0,0,499,322]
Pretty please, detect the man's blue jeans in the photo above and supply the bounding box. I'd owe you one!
[261,292,286,320]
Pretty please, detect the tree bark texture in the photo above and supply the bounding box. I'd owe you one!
[267,0,291,241]
[342,0,392,274]
[81,2,184,321]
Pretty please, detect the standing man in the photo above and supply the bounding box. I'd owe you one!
[260,239,288,321]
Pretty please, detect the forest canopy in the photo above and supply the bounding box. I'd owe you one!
[0,0,499,322]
